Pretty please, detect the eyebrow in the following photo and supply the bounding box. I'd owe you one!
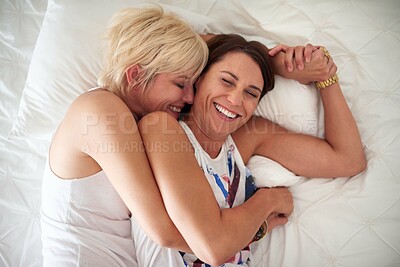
[176,75,190,80]
[221,70,262,92]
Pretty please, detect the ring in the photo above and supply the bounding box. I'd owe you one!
[320,46,331,59]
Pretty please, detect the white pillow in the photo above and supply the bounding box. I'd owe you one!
[249,76,324,187]
[9,0,212,141]
[255,75,323,137]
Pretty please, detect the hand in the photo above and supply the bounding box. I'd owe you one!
[269,45,338,85]
[261,187,293,231]
[302,47,338,84]
[269,44,319,72]
[267,212,290,231]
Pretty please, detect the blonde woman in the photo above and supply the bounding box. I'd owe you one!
[40,7,208,266]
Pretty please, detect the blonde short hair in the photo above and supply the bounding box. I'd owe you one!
[98,6,208,98]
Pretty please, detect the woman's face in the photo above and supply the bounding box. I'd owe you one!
[139,73,194,119]
[191,51,264,139]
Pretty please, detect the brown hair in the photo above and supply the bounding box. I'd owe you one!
[203,34,275,99]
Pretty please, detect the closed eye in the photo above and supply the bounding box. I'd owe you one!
[175,83,184,89]
[245,90,258,98]
[222,78,234,86]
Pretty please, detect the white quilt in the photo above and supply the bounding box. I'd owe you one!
[0,0,399,266]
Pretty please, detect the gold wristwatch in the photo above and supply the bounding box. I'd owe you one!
[315,73,339,90]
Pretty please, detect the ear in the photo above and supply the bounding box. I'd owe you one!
[125,64,142,87]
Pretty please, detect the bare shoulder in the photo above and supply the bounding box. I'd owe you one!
[71,89,127,114]
[62,89,135,136]
[53,88,135,156]
[50,89,126,178]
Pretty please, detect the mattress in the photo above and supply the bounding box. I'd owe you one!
[0,0,399,266]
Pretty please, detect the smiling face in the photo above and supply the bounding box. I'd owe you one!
[142,73,194,119]
[189,51,264,140]
[126,72,194,120]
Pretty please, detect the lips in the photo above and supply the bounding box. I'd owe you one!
[214,103,239,119]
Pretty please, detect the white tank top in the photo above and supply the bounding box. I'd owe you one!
[41,158,137,266]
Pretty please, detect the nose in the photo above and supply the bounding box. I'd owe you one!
[182,85,194,104]
[227,89,243,106]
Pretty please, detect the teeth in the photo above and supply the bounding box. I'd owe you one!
[214,103,238,119]
[169,105,181,113]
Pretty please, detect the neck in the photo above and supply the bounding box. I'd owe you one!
[182,113,226,159]
[122,93,143,121]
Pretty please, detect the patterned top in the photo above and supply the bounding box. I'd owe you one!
[179,121,257,266]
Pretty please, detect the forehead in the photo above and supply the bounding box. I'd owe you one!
[211,52,263,84]
[157,72,191,83]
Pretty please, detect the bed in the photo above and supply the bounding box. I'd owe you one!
[0,0,399,266]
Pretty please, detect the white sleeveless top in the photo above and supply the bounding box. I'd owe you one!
[133,121,257,267]
[41,159,138,266]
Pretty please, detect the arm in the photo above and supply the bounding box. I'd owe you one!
[138,111,293,266]
[66,91,191,251]
[235,49,366,177]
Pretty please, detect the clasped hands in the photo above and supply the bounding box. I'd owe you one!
[269,44,337,85]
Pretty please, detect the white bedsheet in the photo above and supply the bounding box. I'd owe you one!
[1,0,399,266]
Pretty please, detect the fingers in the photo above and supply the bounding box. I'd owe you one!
[261,187,294,233]
[280,44,319,72]
[285,44,318,70]
[271,43,331,74]
[284,46,295,72]
[304,43,317,63]
[328,60,337,77]
[319,47,337,79]
[268,215,289,231]
[294,46,306,70]
[273,190,294,216]
[320,46,331,65]
[268,44,288,56]
[269,44,295,72]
